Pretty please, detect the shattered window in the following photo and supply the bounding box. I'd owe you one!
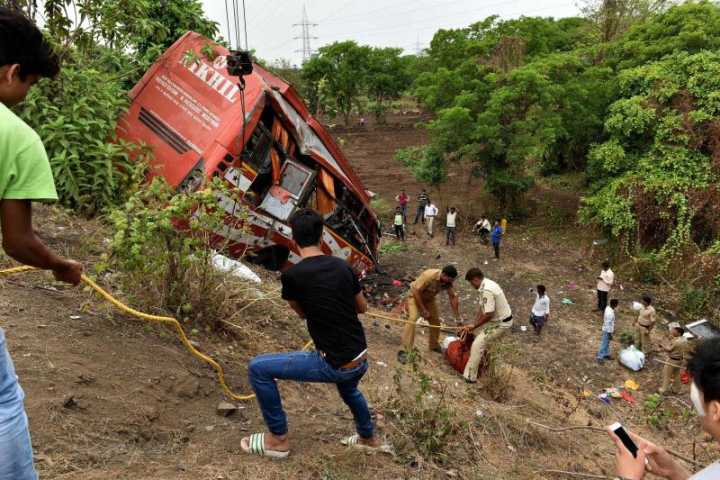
[280,161,313,199]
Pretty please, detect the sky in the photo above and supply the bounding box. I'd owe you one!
[202,0,583,67]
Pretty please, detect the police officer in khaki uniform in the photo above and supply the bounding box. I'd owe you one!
[459,268,513,383]
[635,294,656,353]
[398,265,461,364]
[659,322,689,394]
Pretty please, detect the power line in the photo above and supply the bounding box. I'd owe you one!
[293,4,318,63]
[242,0,249,50]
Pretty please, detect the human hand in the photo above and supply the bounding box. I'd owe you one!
[641,440,691,480]
[53,259,83,285]
[458,325,472,337]
[607,428,647,480]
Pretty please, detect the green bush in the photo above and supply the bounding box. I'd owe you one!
[681,287,709,320]
[108,177,248,328]
[18,66,146,215]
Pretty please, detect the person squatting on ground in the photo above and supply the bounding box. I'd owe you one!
[0,9,84,480]
[636,294,656,353]
[609,337,720,480]
[424,201,438,237]
[445,206,457,246]
[491,220,503,259]
[597,299,618,363]
[659,322,689,395]
[529,285,550,335]
[393,206,405,241]
[242,209,385,458]
[413,189,429,224]
[459,269,513,383]
[395,189,408,224]
[474,216,491,244]
[398,266,460,364]
[596,261,614,313]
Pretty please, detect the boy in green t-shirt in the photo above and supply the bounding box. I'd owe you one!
[0,7,83,480]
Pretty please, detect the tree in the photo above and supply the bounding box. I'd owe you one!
[579,0,672,41]
[365,48,412,123]
[302,41,371,126]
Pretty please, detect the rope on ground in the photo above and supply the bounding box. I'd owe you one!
[0,265,313,402]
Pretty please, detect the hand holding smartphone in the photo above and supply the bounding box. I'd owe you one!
[610,422,639,458]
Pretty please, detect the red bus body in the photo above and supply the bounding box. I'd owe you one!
[117,32,379,272]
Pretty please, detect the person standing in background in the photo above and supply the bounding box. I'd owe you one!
[424,201,439,238]
[445,206,458,246]
[395,189,409,224]
[596,261,614,313]
[596,299,618,363]
[491,220,503,259]
[393,206,405,241]
[659,322,688,395]
[635,294,656,353]
[413,189,429,225]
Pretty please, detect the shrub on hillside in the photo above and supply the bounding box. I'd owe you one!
[108,177,249,329]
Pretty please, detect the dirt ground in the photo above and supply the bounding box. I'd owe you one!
[0,118,717,479]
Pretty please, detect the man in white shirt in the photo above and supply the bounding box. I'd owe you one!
[609,337,720,480]
[458,268,513,383]
[424,202,438,237]
[596,299,618,363]
[529,285,550,335]
[474,216,491,244]
[596,261,614,313]
[445,207,458,246]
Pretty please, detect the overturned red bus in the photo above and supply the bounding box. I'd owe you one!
[117,32,379,272]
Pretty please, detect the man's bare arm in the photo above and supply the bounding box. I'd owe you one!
[412,287,428,314]
[0,200,82,284]
[355,292,368,314]
[287,300,306,318]
[447,287,460,319]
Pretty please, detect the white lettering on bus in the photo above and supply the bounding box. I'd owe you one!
[181,56,239,103]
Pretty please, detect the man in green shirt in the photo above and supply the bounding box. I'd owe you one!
[0,8,83,480]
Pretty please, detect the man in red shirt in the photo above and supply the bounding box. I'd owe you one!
[395,189,409,224]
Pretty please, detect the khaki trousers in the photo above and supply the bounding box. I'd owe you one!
[463,321,512,382]
[401,297,440,351]
[636,325,651,352]
[660,360,682,394]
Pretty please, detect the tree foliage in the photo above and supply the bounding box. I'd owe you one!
[302,41,412,124]
[5,0,218,214]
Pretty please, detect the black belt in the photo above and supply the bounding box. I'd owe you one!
[502,315,513,322]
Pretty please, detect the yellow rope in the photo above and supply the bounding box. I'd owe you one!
[0,266,458,400]
[364,309,459,332]
[0,265,314,402]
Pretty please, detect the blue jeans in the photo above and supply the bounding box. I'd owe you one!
[597,331,612,360]
[0,329,37,480]
[248,351,374,438]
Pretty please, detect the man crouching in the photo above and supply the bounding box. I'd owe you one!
[242,208,385,458]
[458,268,513,383]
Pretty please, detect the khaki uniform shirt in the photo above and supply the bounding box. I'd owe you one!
[637,306,656,328]
[666,336,689,361]
[411,269,443,304]
[478,278,512,323]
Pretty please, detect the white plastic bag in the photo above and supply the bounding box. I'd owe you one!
[212,253,262,283]
[619,345,645,371]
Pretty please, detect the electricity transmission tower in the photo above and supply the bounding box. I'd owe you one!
[293,4,318,64]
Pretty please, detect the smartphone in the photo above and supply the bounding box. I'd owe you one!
[610,422,638,458]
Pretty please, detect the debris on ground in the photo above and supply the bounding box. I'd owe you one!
[216,401,239,417]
